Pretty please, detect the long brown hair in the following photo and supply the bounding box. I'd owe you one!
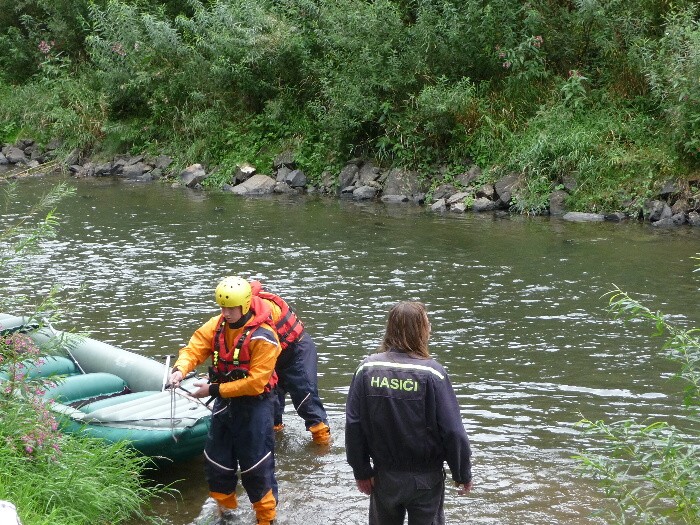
[379,301,431,358]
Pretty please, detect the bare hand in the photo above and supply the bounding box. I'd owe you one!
[191,381,211,398]
[169,370,183,388]
[356,478,374,495]
[456,480,473,495]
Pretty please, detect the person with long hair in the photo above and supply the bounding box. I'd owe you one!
[345,301,473,524]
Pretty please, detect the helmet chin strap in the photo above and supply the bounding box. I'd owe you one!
[228,310,252,329]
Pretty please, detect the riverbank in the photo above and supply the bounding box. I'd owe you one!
[2,138,699,228]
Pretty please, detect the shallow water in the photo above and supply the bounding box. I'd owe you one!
[3,175,699,524]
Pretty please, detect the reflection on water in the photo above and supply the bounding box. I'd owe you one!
[3,175,699,524]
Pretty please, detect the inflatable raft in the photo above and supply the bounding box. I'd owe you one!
[0,314,211,463]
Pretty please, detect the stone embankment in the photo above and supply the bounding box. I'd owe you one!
[2,139,699,228]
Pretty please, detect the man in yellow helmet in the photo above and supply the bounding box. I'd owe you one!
[169,276,281,525]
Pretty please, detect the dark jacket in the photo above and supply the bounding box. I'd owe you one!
[345,349,472,484]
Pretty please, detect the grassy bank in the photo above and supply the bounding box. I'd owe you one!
[1,1,699,214]
[0,328,172,525]
[1,182,171,525]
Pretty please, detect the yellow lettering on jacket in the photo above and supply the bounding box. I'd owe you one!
[370,375,418,392]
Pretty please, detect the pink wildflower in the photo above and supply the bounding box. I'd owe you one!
[111,42,127,57]
[38,40,53,55]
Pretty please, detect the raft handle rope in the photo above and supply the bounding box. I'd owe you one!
[170,380,178,442]
[161,355,171,392]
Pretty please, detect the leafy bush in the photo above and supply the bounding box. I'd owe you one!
[577,279,700,524]
[0,0,100,83]
[639,6,700,162]
[501,102,678,215]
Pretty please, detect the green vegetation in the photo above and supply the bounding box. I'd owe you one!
[1,1,700,213]
[577,276,700,524]
[0,182,171,525]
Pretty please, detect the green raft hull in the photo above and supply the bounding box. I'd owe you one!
[0,314,210,463]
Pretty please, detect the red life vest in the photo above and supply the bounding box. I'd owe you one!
[250,280,304,350]
[211,296,278,391]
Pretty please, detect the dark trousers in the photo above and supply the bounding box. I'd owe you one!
[273,332,328,429]
[369,469,446,525]
[204,394,277,506]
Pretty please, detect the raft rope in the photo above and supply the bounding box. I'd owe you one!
[169,381,179,442]
[162,355,171,392]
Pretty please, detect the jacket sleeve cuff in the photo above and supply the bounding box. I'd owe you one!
[453,472,472,484]
[352,466,374,481]
[209,384,221,398]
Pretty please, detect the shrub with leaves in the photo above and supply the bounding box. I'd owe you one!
[576,276,700,524]
[640,6,700,162]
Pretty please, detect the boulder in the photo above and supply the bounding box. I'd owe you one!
[604,212,627,222]
[273,181,295,194]
[154,155,173,170]
[233,163,256,184]
[382,168,425,199]
[446,192,471,206]
[94,162,115,177]
[179,164,208,188]
[562,212,605,222]
[338,164,359,190]
[319,170,336,194]
[432,183,458,201]
[494,173,520,205]
[353,185,378,200]
[658,180,680,198]
[549,190,568,216]
[358,161,381,185]
[473,197,498,212]
[430,198,447,212]
[562,175,578,192]
[652,212,686,227]
[4,147,27,164]
[285,169,307,188]
[276,165,292,182]
[643,200,672,222]
[121,162,148,179]
[476,184,496,200]
[688,211,700,227]
[230,174,276,195]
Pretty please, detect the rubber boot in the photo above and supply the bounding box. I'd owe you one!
[252,490,276,525]
[215,505,238,525]
[309,422,331,445]
[209,492,238,525]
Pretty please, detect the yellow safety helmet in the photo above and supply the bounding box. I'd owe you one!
[214,276,252,313]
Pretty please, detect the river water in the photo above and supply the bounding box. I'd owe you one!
[2,174,699,524]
